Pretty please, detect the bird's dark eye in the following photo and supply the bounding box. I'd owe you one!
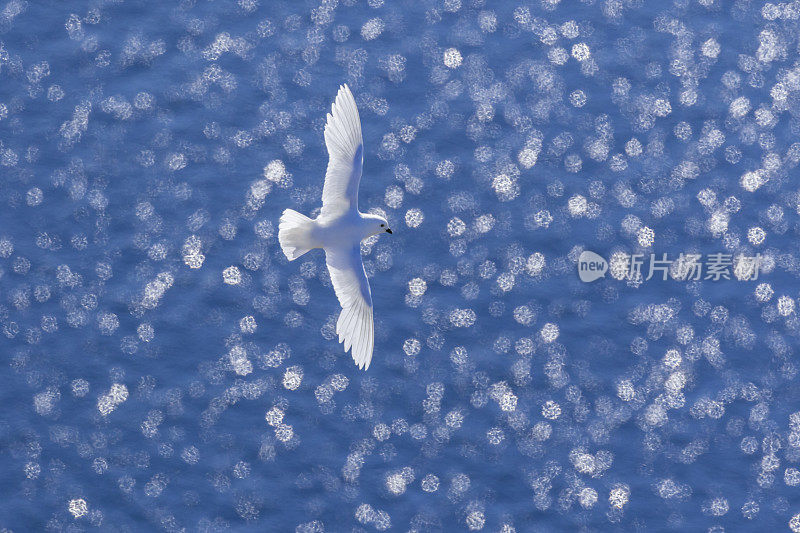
[380,224,384,227]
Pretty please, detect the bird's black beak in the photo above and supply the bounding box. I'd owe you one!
[386,228,392,234]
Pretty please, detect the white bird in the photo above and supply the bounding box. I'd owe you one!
[278,84,392,370]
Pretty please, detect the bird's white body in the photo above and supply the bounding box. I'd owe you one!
[310,211,386,250]
[278,85,391,370]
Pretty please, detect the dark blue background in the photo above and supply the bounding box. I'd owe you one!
[1,0,800,530]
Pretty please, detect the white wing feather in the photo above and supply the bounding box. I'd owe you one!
[321,84,364,217]
[326,245,374,370]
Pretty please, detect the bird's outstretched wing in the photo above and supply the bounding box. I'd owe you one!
[325,244,374,370]
[321,84,363,217]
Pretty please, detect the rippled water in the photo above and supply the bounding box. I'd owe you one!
[2,0,800,531]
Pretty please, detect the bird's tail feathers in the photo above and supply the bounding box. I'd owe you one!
[279,209,315,261]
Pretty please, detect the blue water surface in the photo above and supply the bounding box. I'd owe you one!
[2,0,800,531]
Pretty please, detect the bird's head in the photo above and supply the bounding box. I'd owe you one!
[364,213,392,237]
